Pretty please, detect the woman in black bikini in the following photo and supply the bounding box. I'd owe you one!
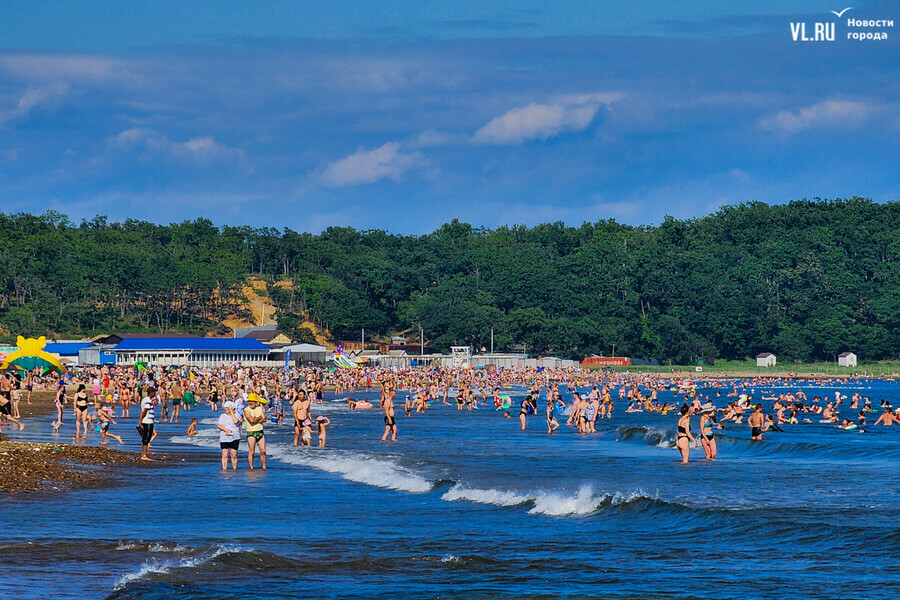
[699,403,718,460]
[676,403,698,464]
[54,382,68,428]
[74,383,91,438]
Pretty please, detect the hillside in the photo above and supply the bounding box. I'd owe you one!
[1,198,898,362]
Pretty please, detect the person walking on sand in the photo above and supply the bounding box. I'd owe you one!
[138,386,157,461]
[0,381,24,431]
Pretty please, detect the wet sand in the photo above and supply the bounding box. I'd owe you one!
[0,389,155,494]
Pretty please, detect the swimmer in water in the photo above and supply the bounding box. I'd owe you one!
[382,393,397,441]
[874,406,898,426]
[748,405,765,441]
[546,397,560,434]
[676,404,698,464]
[317,415,330,447]
[519,395,536,430]
[699,402,717,460]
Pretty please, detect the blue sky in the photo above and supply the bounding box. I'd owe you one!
[0,1,896,232]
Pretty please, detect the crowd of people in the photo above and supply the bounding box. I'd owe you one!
[0,363,898,469]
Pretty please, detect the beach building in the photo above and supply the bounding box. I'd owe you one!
[756,352,777,367]
[110,337,276,368]
[78,344,118,366]
[269,343,328,365]
[44,341,92,366]
[94,332,200,345]
[235,325,292,346]
[837,352,857,367]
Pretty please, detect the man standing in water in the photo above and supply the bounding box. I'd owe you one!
[874,405,898,426]
[382,391,397,441]
[748,404,765,441]
[292,389,310,446]
[138,386,157,461]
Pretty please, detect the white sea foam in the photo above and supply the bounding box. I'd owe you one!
[147,542,190,554]
[168,433,220,449]
[113,545,240,590]
[441,485,532,507]
[278,449,433,493]
[528,485,606,516]
[442,484,656,517]
[115,541,141,551]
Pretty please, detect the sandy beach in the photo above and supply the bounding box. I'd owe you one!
[0,390,152,493]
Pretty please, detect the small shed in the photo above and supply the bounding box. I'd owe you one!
[275,343,327,365]
[756,352,776,367]
[837,352,857,367]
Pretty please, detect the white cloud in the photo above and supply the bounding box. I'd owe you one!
[758,99,870,133]
[0,54,135,83]
[109,128,245,166]
[550,92,625,106]
[472,93,621,145]
[0,83,69,126]
[407,129,468,148]
[319,142,424,187]
[472,103,597,145]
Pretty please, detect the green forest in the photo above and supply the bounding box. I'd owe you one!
[1,197,898,363]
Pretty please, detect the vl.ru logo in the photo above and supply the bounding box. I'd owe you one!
[790,7,847,41]
[790,21,835,41]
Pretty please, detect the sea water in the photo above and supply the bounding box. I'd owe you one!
[3,381,899,599]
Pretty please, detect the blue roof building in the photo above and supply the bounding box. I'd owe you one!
[109,337,275,368]
[44,342,92,357]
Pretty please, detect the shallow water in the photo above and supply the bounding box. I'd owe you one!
[4,381,900,599]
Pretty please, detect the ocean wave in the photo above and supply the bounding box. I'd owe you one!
[113,544,242,590]
[442,485,532,507]
[442,484,666,517]
[615,425,676,448]
[168,434,220,449]
[114,541,190,554]
[277,448,434,493]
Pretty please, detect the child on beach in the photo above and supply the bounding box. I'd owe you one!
[301,419,313,446]
[95,402,123,444]
[317,415,330,447]
[187,418,198,436]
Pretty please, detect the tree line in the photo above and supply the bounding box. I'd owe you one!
[0,197,897,363]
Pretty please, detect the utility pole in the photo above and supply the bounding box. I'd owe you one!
[490,328,494,354]
[420,326,424,356]
[612,343,616,357]
[361,328,365,351]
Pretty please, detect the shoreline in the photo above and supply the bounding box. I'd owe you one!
[0,440,152,494]
[1,391,167,495]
